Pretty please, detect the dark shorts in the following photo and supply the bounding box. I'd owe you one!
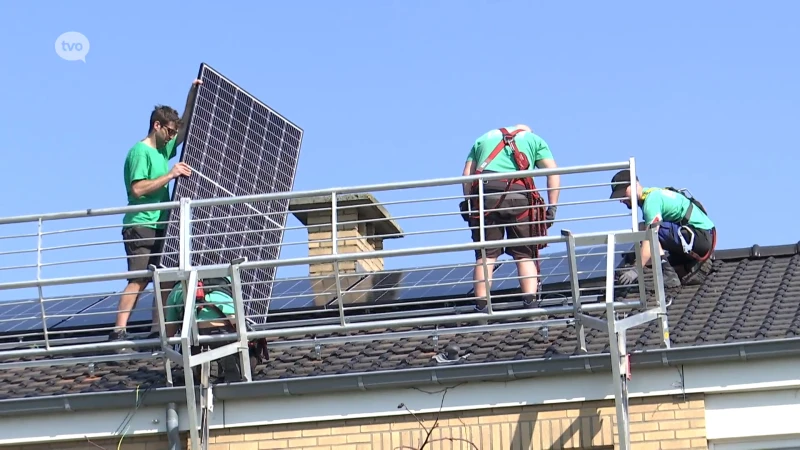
[122,226,166,282]
[469,182,540,260]
[658,221,713,266]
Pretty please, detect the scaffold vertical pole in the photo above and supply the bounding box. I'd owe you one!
[562,229,587,354]
[35,218,50,350]
[151,266,174,387]
[477,180,493,314]
[229,258,252,382]
[180,269,201,450]
[330,192,347,326]
[179,197,193,271]
[628,157,648,308]
[647,223,672,349]
[605,233,631,450]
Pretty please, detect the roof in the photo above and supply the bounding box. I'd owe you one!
[1,242,800,402]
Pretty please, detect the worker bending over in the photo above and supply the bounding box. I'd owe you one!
[164,277,243,383]
[461,125,560,314]
[610,169,717,288]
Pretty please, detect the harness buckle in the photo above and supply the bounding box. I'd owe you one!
[678,225,695,254]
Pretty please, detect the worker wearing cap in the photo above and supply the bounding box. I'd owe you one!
[609,169,716,287]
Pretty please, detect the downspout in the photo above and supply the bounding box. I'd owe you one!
[166,402,180,450]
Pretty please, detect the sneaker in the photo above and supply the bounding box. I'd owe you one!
[108,330,135,354]
[473,305,489,326]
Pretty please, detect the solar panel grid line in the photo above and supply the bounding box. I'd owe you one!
[188,168,282,230]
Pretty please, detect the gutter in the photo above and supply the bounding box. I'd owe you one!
[0,337,798,417]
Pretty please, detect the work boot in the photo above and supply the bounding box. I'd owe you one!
[219,354,243,383]
[681,259,713,286]
[641,258,682,300]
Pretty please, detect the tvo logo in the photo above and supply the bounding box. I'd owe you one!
[55,32,90,62]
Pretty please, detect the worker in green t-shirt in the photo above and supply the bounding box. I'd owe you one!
[461,125,561,314]
[163,277,242,383]
[112,79,202,349]
[609,169,717,287]
[164,278,237,336]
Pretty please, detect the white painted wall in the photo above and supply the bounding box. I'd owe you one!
[2,356,799,446]
[706,389,800,449]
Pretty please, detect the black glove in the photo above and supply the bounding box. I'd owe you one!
[545,206,557,228]
[618,268,638,285]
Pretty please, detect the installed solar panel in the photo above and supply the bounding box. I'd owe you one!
[339,266,474,305]
[159,63,303,325]
[490,242,635,291]
[269,273,366,311]
[51,293,155,331]
[0,295,106,335]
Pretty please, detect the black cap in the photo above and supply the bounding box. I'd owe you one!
[609,170,638,199]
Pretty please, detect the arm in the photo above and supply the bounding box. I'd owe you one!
[462,159,475,196]
[175,79,202,146]
[530,136,560,206]
[462,143,478,196]
[640,197,664,267]
[131,173,178,199]
[535,158,560,206]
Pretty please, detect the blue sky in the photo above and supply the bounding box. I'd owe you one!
[0,1,798,303]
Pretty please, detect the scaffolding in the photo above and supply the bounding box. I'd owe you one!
[0,158,670,450]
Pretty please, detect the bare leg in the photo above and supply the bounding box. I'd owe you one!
[515,256,539,296]
[151,281,177,333]
[473,256,497,310]
[116,280,149,331]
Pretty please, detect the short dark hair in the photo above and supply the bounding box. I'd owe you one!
[148,105,180,133]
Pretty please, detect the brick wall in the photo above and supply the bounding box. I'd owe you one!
[8,394,706,450]
[307,209,384,276]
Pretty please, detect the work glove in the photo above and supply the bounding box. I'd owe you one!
[618,268,639,285]
[545,206,557,228]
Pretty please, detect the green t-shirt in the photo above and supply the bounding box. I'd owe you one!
[164,278,236,323]
[641,188,715,230]
[466,126,554,173]
[122,137,178,229]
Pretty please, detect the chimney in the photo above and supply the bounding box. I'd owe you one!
[289,193,404,306]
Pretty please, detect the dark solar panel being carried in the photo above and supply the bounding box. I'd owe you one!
[160,63,303,324]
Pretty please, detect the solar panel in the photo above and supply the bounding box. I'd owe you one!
[339,266,474,305]
[490,242,635,291]
[0,296,106,336]
[51,293,156,332]
[159,63,303,325]
[268,273,365,310]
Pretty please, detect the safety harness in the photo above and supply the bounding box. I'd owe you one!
[642,187,717,262]
[468,127,549,268]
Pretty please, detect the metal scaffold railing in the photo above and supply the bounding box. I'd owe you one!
[0,157,668,450]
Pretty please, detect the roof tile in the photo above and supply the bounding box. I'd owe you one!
[2,248,800,401]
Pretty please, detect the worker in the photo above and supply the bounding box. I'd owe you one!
[164,276,243,383]
[460,125,560,315]
[609,169,716,287]
[111,79,201,348]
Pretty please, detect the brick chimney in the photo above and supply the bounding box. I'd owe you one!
[289,193,404,306]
